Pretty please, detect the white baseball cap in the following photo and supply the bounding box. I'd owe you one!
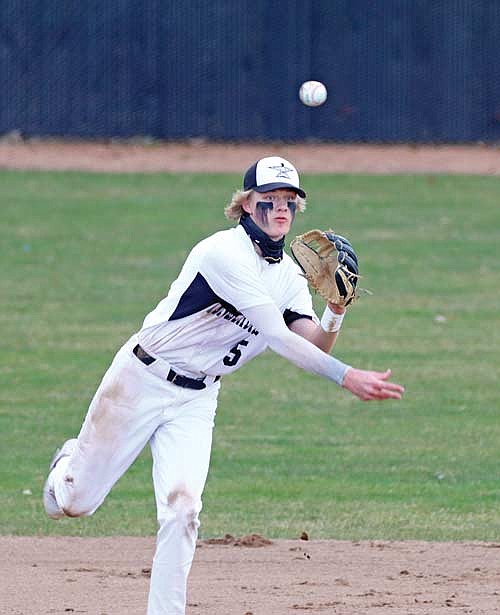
[243,156,306,198]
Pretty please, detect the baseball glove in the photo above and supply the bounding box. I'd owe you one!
[290,229,359,307]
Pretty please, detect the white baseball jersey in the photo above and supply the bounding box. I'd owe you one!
[137,225,318,379]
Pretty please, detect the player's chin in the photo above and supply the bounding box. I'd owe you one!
[272,220,292,236]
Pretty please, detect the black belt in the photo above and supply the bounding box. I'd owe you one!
[133,344,219,390]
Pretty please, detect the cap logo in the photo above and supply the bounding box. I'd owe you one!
[268,162,294,179]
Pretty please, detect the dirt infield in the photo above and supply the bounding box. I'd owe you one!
[1,140,500,175]
[3,141,500,613]
[3,536,500,614]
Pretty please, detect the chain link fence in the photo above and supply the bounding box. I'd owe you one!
[1,1,500,142]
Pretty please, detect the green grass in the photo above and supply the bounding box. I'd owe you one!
[1,170,499,540]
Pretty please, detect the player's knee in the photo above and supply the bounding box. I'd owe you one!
[60,484,97,518]
[61,497,94,518]
[61,505,85,518]
[162,488,201,535]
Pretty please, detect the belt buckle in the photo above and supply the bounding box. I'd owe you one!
[170,372,179,385]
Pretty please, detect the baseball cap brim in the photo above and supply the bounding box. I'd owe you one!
[253,182,306,198]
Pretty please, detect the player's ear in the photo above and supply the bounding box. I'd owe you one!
[241,194,253,215]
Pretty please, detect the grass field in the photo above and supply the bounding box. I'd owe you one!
[1,170,499,541]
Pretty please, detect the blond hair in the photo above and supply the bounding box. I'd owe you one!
[224,189,306,221]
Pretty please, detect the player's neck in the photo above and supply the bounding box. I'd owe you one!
[239,214,284,263]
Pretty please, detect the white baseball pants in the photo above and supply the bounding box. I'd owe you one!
[48,335,219,614]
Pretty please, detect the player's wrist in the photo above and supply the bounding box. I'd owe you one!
[327,302,346,315]
[320,304,345,333]
[340,365,352,387]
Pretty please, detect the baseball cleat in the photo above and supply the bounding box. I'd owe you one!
[43,438,77,520]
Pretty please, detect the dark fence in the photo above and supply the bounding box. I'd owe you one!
[1,1,500,143]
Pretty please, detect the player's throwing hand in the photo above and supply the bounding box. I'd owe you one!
[342,368,404,401]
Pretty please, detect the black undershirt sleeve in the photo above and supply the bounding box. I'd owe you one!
[283,309,313,327]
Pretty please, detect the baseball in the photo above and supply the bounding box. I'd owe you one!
[299,80,327,107]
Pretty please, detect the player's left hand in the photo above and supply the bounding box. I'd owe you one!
[290,229,359,307]
[342,368,405,401]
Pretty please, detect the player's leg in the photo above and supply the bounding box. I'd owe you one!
[146,383,219,615]
[44,339,169,518]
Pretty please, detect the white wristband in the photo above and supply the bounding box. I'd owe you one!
[320,305,345,333]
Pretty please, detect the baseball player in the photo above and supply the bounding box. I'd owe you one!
[43,156,404,615]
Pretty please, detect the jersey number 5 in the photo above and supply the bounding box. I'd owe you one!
[223,339,249,367]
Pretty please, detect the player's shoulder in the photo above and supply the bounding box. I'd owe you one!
[192,226,254,266]
[197,226,250,253]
